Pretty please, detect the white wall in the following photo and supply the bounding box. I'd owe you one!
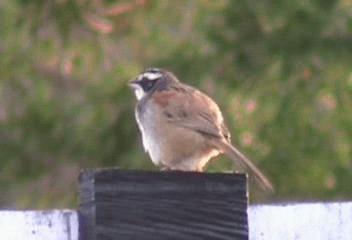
[1,202,351,240]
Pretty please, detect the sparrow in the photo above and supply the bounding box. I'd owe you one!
[129,68,274,192]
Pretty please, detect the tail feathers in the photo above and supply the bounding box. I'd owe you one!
[216,140,274,193]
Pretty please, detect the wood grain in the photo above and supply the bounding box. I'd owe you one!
[79,169,248,240]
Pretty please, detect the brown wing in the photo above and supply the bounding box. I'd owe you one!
[153,83,274,191]
[158,84,228,140]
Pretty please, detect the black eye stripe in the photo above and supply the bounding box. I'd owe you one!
[147,81,154,87]
[140,79,157,91]
[141,77,156,82]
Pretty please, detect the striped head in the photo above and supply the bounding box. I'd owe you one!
[129,68,177,100]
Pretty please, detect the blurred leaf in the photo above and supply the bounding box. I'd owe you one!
[0,0,351,208]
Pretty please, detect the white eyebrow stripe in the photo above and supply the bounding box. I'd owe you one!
[142,72,162,80]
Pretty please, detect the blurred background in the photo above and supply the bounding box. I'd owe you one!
[0,0,351,208]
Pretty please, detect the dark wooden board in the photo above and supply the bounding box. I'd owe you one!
[79,169,248,240]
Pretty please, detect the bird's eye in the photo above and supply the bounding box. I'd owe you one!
[147,81,154,88]
[140,79,156,91]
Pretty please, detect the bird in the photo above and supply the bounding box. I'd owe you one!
[129,68,274,192]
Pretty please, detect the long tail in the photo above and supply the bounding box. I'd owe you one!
[215,140,274,192]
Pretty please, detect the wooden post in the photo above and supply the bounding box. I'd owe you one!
[78,169,248,240]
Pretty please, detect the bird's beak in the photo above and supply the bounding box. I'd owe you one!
[128,79,139,89]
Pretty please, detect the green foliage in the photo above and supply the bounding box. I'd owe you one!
[0,0,351,208]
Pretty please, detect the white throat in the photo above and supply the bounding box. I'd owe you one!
[134,87,146,100]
